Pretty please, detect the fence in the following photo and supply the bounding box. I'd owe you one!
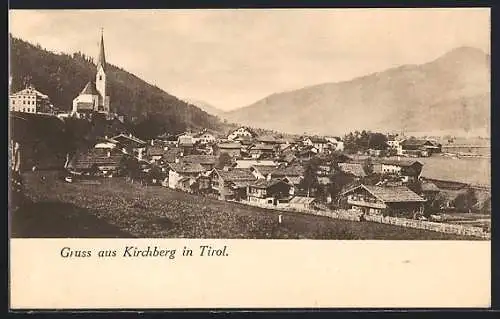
[238,199,490,239]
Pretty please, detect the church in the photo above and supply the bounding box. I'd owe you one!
[72,30,111,118]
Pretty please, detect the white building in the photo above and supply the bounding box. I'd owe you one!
[227,127,255,141]
[10,85,53,114]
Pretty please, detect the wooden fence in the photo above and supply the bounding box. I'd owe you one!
[238,199,490,239]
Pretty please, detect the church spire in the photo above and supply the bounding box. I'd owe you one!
[97,28,106,71]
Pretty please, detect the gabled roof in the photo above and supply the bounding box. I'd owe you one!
[146,146,165,157]
[338,162,367,177]
[421,181,440,192]
[308,136,329,144]
[250,143,275,151]
[271,165,305,177]
[110,133,146,145]
[169,162,206,174]
[213,168,256,182]
[257,135,284,144]
[249,179,290,189]
[378,158,423,167]
[162,148,183,163]
[341,184,426,203]
[80,81,100,96]
[251,165,277,176]
[218,142,241,149]
[290,196,316,204]
[181,155,217,165]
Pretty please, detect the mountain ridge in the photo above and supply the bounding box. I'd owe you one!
[225,46,490,136]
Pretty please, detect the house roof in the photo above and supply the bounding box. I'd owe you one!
[214,168,256,182]
[272,165,305,177]
[338,163,367,177]
[110,133,146,145]
[235,159,278,168]
[283,176,302,185]
[309,136,329,144]
[80,81,100,96]
[162,148,183,163]
[181,155,217,165]
[257,135,284,144]
[169,162,206,174]
[290,196,316,204]
[378,158,423,167]
[218,142,241,149]
[249,179,289,189]
[146,146,165,157]
[342,184,426,203]
[251,165,277,176]
[421,181,440,192]
[250,143,275,151]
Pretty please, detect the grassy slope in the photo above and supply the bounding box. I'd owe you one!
[11,171,475,240]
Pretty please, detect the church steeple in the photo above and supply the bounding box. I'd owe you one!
[97,28,106,71]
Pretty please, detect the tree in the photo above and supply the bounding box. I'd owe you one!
[299,159,319,197]
[453,188,478,213]
[216,153,232,169]
[368,133,388,150]
[328,170,355,204]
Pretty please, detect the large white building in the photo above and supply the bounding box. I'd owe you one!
[72,31,110,118]
[9,85,53,114]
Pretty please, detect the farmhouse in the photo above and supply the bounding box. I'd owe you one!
[217,142,242,158]
[250,165,277,180]
[167,162,206,189]
[339,184,426,217]
[109,133,147,160]
[145,145,166,162]
[180,155,217,171]
[248,143,276,159]
[338,162,367,178]
[372,158,423,182]
[209,168,257,200]
[288,196,317,210]
[193,130,217,144]
[401,139,441,157]
[303,136,329,153]
[227,127,256,141]
[70,148,125,176]
[247,179,292,206]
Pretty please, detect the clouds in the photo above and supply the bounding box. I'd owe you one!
[9,9,490,110]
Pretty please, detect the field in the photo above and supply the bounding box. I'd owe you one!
[419,156,490,186]
[10,171,475,240]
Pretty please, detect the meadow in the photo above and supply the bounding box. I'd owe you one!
[419,156,490,186]
[10,171,474,240]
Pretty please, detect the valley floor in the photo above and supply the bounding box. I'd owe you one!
[11,171,476,240]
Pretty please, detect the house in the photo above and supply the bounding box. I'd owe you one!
[325,137,344,152]
[338,162,367,178]
[109,133,147,160]
[270,164,305,190]
[167,162,206,189]
[296,148,317,161]
[10,85,54,114]
[193,130,217,144]
[372,158,423,182]
[145,145,166,162]
[303,136,329,153]
[217,142,242,158]
[247,179,292,206]
[70,148,125,176]
[387,136,406,155]
[420,181,441,201]
[227,127,256,141]
[401,139,441,157]
[277,151,297,166]
[209,168,257,200]
[257,135,284,145]
[180,155,217,171]
[339,184,426,217]
[162,147,184,164]
[248,143,276,159]
[177,133,195,148]
[288,196,317,210]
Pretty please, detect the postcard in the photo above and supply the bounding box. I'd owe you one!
[8,8,491,309]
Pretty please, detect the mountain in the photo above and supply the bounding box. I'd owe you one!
[9,36,225,136]
[182,98,225,118]
[225,47,490,136]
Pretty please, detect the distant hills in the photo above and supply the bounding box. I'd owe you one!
[9,36,225,136]
[224,46,491,137]
[182,98,226,118]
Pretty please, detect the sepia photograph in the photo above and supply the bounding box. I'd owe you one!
[9,8,491,241]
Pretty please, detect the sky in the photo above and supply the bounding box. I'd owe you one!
[9,9,490,111]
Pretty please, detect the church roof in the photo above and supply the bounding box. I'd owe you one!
[97,31,106,71]
[80,81,99,96]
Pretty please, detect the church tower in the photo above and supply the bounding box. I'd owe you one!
[95,29,110,114]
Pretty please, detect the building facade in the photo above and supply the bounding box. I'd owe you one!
[10,86,53,114]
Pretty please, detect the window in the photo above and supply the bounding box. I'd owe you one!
[99,75,102,80]
[23,101,25,105]
[12,100,15,105]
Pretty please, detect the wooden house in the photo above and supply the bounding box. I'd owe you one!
[247,179,292,206]
[208,168,257,200]
[339,184,426,217]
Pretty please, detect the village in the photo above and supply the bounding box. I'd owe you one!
[9,31,491,240]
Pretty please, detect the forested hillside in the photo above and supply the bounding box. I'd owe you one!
[9,35,224,136]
